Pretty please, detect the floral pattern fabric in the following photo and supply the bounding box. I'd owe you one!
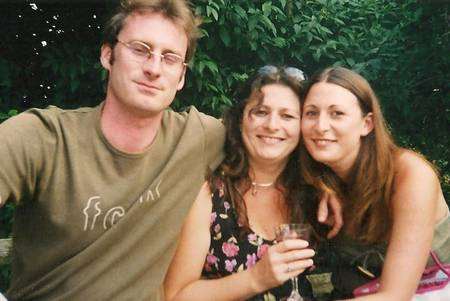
[201,182,291,301]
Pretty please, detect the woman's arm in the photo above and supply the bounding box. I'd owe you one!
[164,183,315,301]
[350,151,444,301]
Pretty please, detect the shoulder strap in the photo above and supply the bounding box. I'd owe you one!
[430,251,450,277]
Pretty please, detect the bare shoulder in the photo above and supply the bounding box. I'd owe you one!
[197,182,213,204]
[189,182,214,219]
[394,149,438,181]
[392,149,445,221]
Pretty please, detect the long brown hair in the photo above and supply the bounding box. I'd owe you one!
[299,67,397,243]
[211,66,311,234]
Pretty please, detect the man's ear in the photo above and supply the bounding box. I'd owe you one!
[100,44,113,71]
[361,112,374,136]
[176,66,186,91]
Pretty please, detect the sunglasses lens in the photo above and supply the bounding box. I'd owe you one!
[285,67,306,81]
[257,65,278,76]
[257,65,306,81]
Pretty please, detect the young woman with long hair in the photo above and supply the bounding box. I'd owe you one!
[300,66,450,300]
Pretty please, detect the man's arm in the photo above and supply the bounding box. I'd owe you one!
[198,110,226,172]
[0,110,53,207]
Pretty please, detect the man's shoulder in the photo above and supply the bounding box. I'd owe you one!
[1,104,100,136]
[163,106,224,131]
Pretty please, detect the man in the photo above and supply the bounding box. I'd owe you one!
[0,0,341,300]
[1,1,224,300]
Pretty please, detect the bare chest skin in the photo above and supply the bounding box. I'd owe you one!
[244,188,288,241]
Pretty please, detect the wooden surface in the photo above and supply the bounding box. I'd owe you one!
[0,238,12,265]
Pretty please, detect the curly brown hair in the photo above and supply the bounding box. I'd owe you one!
[210,66,314,235]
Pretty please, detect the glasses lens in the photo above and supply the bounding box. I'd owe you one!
[163,53,184,66]
[127,41,149,61]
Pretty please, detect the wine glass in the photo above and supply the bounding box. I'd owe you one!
[275,223,312,301]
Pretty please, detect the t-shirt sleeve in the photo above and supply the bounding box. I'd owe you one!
[198,111,225,173]
[0,111,54,206]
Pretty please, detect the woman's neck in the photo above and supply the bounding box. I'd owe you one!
[248,159,286,184]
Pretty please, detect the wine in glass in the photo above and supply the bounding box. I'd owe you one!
[275,223,312,301]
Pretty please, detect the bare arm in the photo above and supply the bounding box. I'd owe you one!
[317,192,343,238]
[164,183,315,301]
[349,151,444,301]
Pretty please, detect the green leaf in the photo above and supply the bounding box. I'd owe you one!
[206,6,218,21]
[204,61,218,74]
[234,5,247,20]
[312,50,321,61]
[262,2,272,16]
[219,27,231,47]
[261,15,277,36]
[346,58,356,66]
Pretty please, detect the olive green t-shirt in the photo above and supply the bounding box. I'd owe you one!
[0,104,225,300]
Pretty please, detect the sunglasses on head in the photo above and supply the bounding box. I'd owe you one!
[257,65,307,82]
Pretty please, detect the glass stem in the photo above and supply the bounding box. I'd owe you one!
[291,276,299,293]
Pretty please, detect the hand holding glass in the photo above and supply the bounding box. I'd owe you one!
[275,223,312,301]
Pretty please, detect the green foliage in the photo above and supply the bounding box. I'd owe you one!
[0,0,449,289]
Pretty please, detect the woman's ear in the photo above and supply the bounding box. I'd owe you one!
[361,112,374,136]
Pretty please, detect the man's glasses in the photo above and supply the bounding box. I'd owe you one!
[117,40,187,70]
[258,65,306,82]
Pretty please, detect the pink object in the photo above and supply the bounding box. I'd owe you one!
[353,251,450,297]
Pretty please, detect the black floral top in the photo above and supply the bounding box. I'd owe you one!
[201,181,291,301]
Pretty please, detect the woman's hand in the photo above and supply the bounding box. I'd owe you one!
[248,239,315,292]
[317,192,343,238]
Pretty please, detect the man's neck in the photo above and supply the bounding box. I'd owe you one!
[100,100,163,154]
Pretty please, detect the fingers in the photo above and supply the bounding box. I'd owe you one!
[273,239,309,253]
[326,194,343,238]
[284,258,314,276]
[251,243,315,290]
[317,193,329,223]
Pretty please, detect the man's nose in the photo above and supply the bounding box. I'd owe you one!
[142,51,163,77]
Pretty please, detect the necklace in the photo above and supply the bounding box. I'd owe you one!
[251,181,275,196]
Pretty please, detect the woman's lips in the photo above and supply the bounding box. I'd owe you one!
[312,138,336,147]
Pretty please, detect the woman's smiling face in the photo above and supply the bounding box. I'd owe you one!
[241,83,301,168]
[301,82,373,178]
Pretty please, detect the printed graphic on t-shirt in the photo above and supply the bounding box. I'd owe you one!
[82,180,162,231]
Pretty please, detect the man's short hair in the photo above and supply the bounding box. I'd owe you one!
[102,0,201,63]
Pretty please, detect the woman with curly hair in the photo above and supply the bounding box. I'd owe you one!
[164,66,340,300]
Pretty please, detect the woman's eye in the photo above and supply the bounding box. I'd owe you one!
[253,109,268,116]
[304,111,318,117]
[281,113,296,120]
[331,111,344,117]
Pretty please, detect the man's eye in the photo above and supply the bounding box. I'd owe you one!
[163,54,182,65]
[130,44,148,55]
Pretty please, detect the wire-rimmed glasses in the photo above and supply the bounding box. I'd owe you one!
[117,39,187,71]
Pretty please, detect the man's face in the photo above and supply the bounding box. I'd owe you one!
[100,12,188,118]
